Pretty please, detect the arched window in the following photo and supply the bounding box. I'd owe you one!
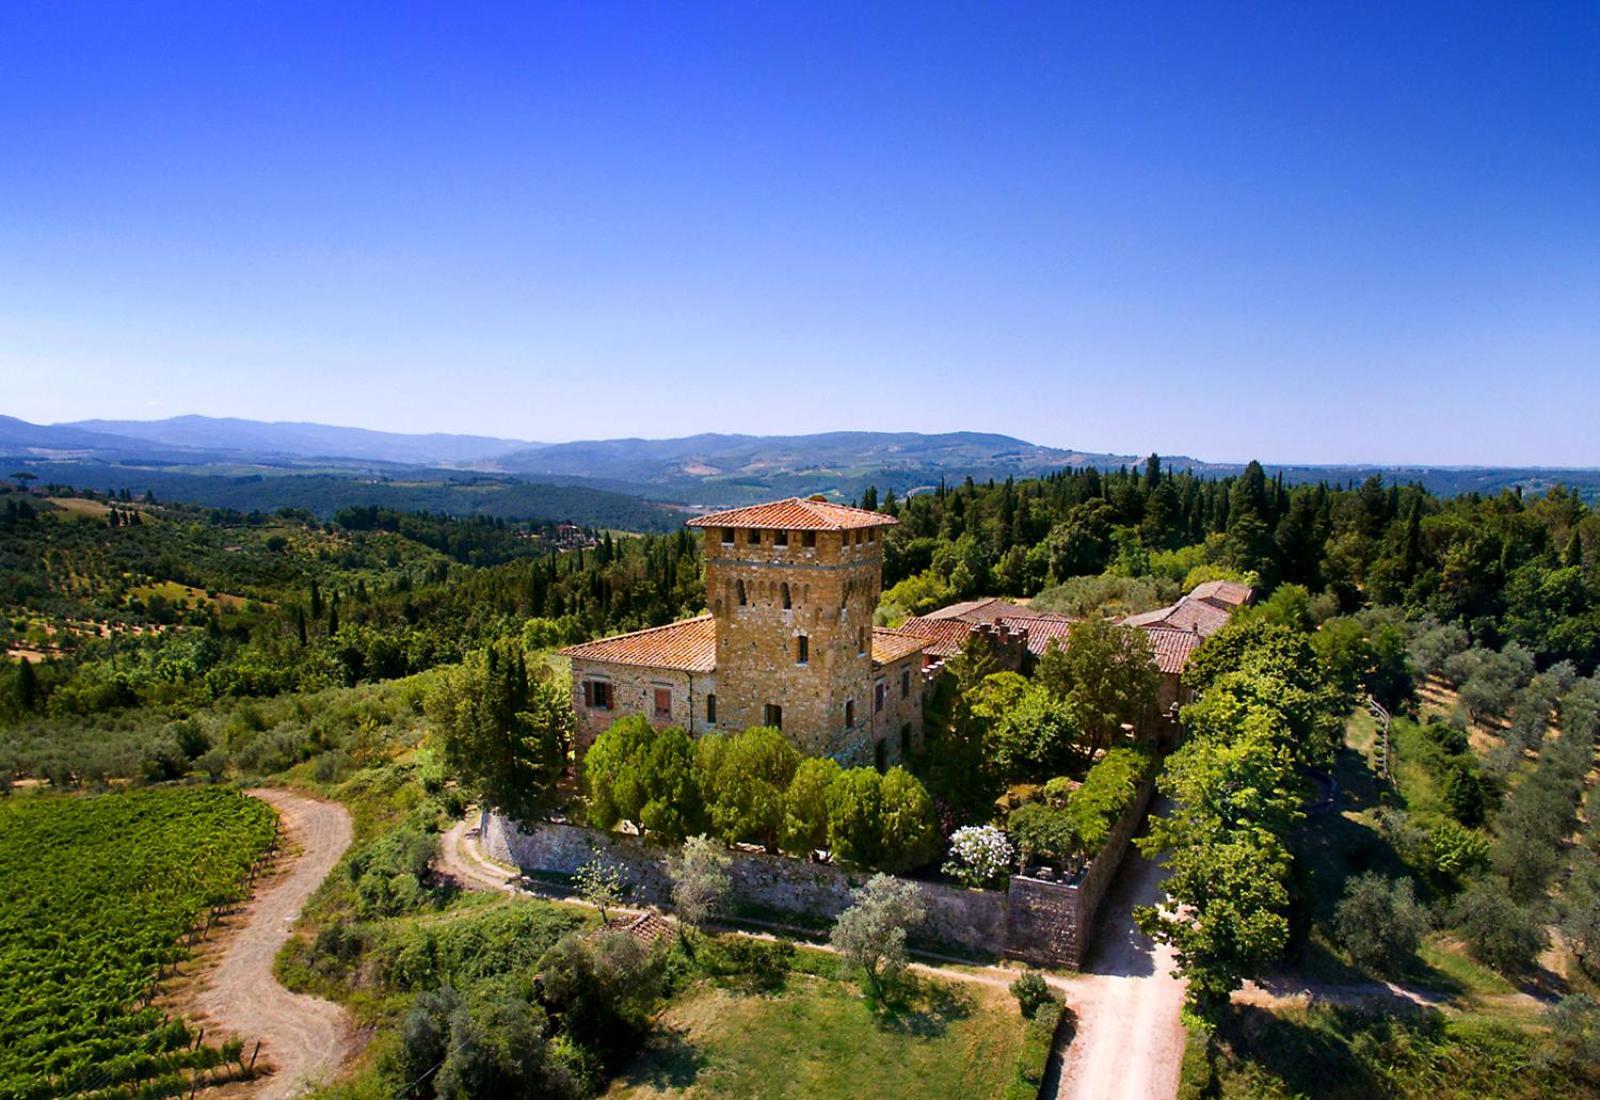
[736,579,747,606]
[781,582,792,609]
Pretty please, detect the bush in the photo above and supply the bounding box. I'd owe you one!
[1454,879,1548,975]
[943,825,1014,888]
[1009,970,1053,1018]
[1334,872,1426,975]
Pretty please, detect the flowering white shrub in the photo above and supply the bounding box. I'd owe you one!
[942,825,1014,888]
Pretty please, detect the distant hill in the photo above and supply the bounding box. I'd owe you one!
[6,413,1599,510]
[66,414,537,466]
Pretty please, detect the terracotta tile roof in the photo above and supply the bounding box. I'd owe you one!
[921,597,1058,625]
[1142,625,1205,675]
[894,616,981,659]
[1005,615,1077,656]
[872,628,928,667]
[686,497,898,531]
[559,614,717,673]
[1189,580,1255,608]
[1121,596,1233,638]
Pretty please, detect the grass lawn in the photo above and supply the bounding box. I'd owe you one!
[607,973,1025,1100]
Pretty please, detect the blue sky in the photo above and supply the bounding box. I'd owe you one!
[2,3,1597,465]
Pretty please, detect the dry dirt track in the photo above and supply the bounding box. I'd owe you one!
[192,789,354,1099]
[1048,810,1187,1100]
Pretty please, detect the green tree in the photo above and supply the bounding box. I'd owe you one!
[779,756,841,857]
[695,726,800,851]
[829,873,926,999]
[1454,879,1548,975]
[1036,617,1159,759]
[876,766,940,873]
[428,641,573,821]
[827,767,884,868]
[582,717,706,842]
[669,834,732,932]
[1333,872,1426,975]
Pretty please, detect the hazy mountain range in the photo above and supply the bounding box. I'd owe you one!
[4,414,1598,527]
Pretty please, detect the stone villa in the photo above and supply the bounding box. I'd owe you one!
[560,495,1254,765]
[561,497,927,769]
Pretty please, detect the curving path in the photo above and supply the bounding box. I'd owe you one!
[192,789,355,1099]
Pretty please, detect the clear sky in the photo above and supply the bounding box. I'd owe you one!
[2,3,1597,465]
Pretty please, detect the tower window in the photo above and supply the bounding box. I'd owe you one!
[721,527,735,545]
[748,528,761,545]
[781,582,792,609]
[845,699,856,727]
[803,531,816,548]
[774,530,788,547]
[796,635,809,664]
[875,680,886,714]
[736,579,747,606]
[706,693,717,724]
[857,626,866,655]
[901,669,911,698]
[764,703,783,730]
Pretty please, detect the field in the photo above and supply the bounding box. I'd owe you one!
[0,787,278,1099]
[607,973,1025,1100]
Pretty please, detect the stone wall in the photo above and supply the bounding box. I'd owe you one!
[482,814,1008,955]
[484,766,1156,967]
[1004,769,1159,969]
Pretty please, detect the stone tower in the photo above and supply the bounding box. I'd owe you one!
[688,497,897,757]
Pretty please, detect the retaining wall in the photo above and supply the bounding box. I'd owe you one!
[483,766,1158,967]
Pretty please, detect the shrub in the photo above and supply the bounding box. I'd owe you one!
[1334,872,1426,975]
[779,756,840,857]
[1009,970,1053,1018]
[1008,801,1075,868]
[943,825,1014,888]
[1454,879,1548,975]
[826,767,883,868]
[876,767,940,873]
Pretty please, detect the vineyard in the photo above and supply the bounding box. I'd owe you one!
[0,787,278,1099]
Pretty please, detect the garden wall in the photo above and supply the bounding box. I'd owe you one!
[483,768,1158,967]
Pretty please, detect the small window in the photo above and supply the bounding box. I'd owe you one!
[875,739,887,772]
[721,527,735,545]
[868,529,877,543]
[857,626,866,655]
[748,528,761,545]
[901,723,912,755]
[653,687,672,719]
[781,582,792,610]
[796,635,809,665]
[803,531,817,548]
[736,579,747,606]
[764,703,783,730]
[584,680,613,710]
[774,530,788,547]
[845,699,856,727]
[706,693,717,724]
[875,680,886,714]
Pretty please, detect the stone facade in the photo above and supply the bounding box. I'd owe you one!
[702,524,884,757]
[568,659,717,757]
[560,498,924,767]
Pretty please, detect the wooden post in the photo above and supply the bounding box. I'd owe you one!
[249,1040,261,1072]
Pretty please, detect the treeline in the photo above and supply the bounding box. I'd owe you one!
[870,458,1600,669]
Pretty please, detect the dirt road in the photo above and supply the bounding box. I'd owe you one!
[1048,822,1187,1100]
[193,789,355,1099]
